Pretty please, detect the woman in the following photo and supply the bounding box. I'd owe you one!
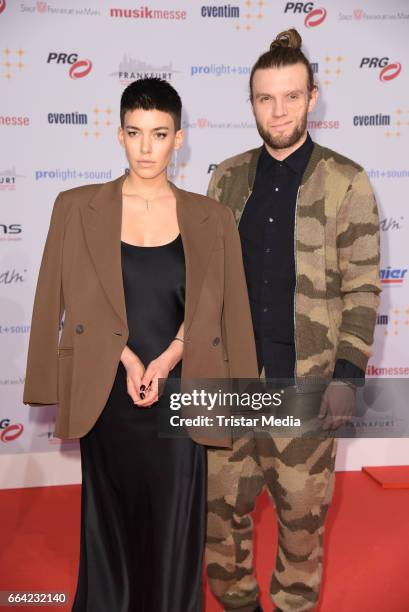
[23,78,258,612]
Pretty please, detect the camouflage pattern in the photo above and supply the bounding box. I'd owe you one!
[207,143,381,378]
[206,434,263,612]
[205,141,380,610]
[207,436,337,611]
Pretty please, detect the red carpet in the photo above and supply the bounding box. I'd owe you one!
[0,471,408,611]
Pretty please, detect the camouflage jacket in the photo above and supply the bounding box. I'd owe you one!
[207,142,381,380]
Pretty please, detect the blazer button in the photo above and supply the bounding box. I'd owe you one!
[212,337,220,346]
[75,324,84,334]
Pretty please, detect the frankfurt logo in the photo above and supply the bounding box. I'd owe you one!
[69,58,93,79]
[0,1,6,14]
[380,62,402,82]
[305,7,326,27]
[111,56,180,83]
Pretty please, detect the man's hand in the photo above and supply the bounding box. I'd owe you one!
[318,381,356,431]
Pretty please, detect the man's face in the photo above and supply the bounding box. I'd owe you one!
[251,63,318,150]
[118,108,183,180]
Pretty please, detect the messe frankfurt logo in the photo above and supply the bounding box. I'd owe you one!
[0,167,24,190]
[112,56,180,83]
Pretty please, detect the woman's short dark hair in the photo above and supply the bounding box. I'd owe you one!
[249,28,317,101]
[120,77,182,130]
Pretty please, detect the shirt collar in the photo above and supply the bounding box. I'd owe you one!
[260,132,314,175]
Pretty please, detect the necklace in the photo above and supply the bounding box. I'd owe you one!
[123,178,172,212]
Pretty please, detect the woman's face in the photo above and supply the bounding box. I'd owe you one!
[118,108,183,181]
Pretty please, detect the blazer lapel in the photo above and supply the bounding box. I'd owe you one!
[80,175,217,336]
[80,174,128,327]
[170,183,217,335]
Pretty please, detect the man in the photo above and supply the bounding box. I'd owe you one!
[205,29,381,612]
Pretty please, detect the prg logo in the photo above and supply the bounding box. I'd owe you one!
[0,418,24,443]
[359,57,402,82]
[284,2,327,28]
[47,52,93,79]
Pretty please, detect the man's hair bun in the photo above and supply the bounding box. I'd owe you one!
[270,28,302,51]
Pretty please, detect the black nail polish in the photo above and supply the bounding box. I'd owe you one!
[140,385,146,392]
[140,392,145,399]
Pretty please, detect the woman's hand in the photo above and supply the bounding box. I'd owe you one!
[120,346,146,405]
[136,339,184,408]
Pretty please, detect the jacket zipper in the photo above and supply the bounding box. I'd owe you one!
[293,186,301,389]
[237,189,253,228]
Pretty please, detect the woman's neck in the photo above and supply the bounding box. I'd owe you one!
[124,169,171,198]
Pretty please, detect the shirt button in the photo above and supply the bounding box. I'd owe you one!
[274,187,279,192]
[268,217,274,223]
[265,247,271,253]
[75,324,84,334]
[212,337,220,346]
[264,279,269,284]
[263,307,268,313]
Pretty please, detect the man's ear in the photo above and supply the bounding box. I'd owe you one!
[308,86,319,113]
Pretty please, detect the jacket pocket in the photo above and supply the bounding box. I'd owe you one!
[58,346,73,357]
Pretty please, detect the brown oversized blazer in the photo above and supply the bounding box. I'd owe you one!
[23,174,258,447]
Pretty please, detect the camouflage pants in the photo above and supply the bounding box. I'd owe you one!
[206,434,337,612]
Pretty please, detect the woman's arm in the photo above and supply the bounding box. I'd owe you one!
[135,322,185,407]
[120,345,146,405]
[23,192,66,406]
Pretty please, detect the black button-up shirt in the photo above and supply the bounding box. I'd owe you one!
[238,133,364,383]
[239,134,313,378]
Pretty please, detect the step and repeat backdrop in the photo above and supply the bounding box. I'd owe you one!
[1,0,408,487]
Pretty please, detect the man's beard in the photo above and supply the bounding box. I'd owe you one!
[256,112,308,150]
